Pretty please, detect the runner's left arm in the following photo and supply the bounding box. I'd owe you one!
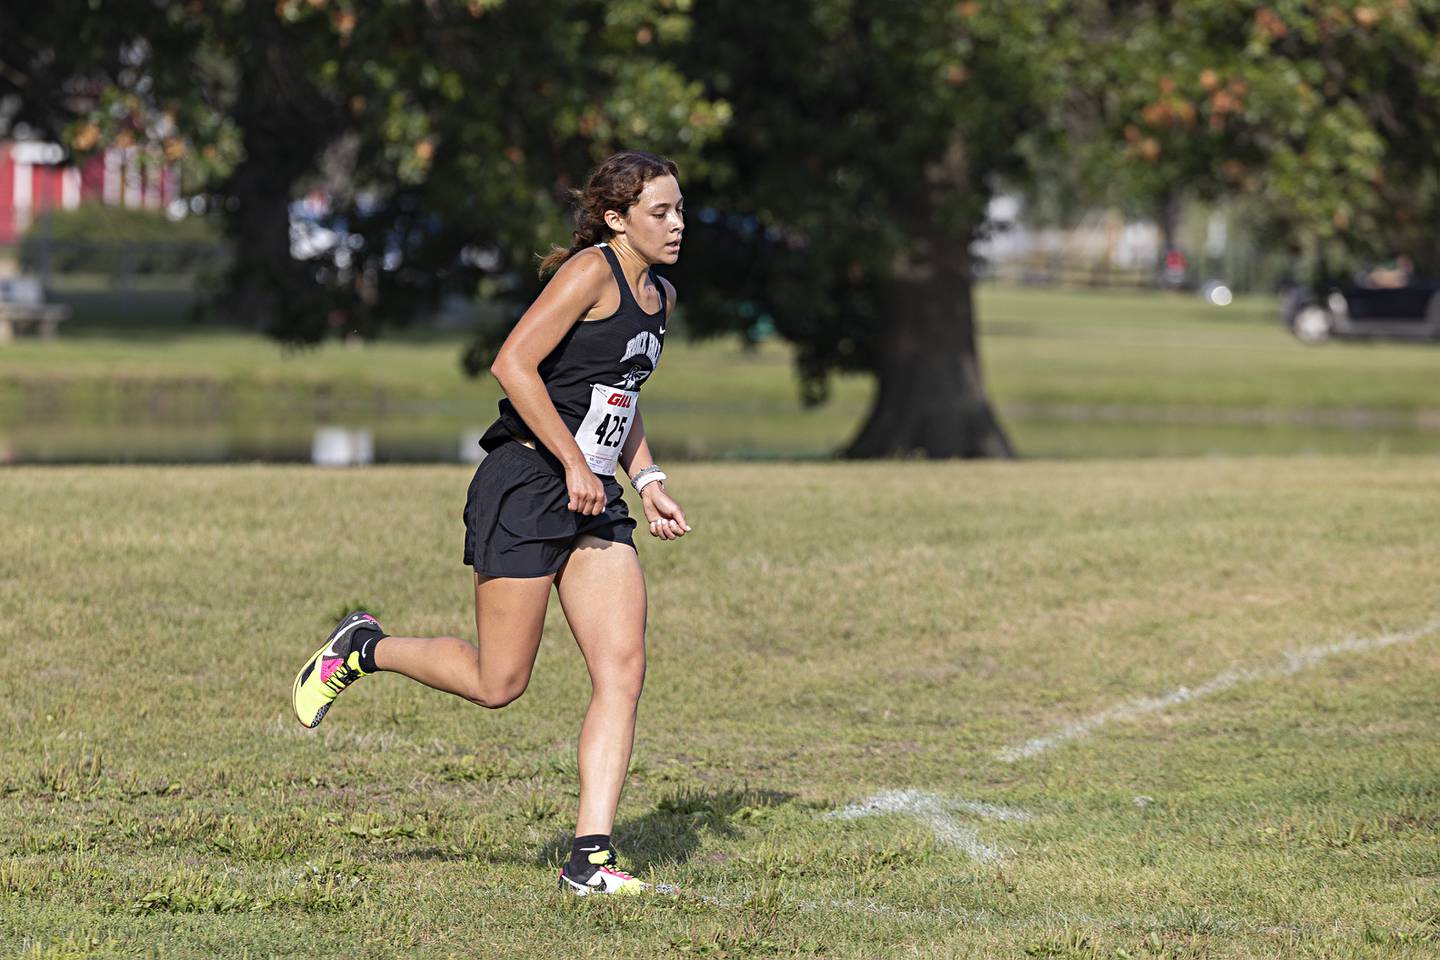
[619,407,655,477]
[622,409,690,540]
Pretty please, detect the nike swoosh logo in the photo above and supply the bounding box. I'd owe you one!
[658,327,666,335]
[326,615,374,656]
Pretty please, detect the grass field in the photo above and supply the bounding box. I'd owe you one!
[4,458,1439,957]
[3,284,1439,461]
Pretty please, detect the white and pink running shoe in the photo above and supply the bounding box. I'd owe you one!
[558,849,650,896]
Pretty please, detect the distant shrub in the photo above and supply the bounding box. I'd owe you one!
[19,205,228,277]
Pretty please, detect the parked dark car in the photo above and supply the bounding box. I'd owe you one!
[1283,278,1440,344]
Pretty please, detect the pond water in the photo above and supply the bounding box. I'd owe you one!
[3,404,1435,465]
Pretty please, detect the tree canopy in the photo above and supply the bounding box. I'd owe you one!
[1075,2,1440,277]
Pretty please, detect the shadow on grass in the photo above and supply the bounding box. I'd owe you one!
[534,786,796,872]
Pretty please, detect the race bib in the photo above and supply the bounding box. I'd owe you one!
[574,384,639,475]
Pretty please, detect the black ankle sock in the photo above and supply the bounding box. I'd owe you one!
[568,834,611,873]
[355,628,387,674]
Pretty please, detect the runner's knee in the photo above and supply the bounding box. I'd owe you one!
[592,651,645,704]
[469,672,530,709]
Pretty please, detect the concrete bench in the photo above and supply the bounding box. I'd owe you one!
[0,277,70,342]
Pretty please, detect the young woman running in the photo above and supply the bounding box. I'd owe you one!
[291,151,689,896]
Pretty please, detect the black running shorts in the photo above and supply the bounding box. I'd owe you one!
[463,441,636,578]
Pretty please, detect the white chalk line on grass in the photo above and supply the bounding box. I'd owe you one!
[996,617,1440,763]
[818,617,1439,865]
[824,789,1032,864]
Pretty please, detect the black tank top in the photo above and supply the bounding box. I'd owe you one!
[479,243,668,474]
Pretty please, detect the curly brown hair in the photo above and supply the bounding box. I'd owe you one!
[539,151,680,276]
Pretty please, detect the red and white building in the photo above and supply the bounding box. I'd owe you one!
[0,140,181,245]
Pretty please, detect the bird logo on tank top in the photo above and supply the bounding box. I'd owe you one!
[618,330,663,390]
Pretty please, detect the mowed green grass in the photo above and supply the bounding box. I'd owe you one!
[979,287,1440,412]
[3,287,1434,415]
[4,458,1439,958]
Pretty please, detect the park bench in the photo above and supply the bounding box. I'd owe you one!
[0,276,70,343]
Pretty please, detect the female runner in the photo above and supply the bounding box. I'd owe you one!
[291,151,690,895]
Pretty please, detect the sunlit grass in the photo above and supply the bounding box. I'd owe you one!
[4,457,1439,956]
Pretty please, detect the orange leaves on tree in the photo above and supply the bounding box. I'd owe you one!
[1254,8,1287,41]
[1140,96,1196,131]
[1123,130,1162,162]
[1140,102,1170,126]
[1207,78,1246,130]
[1210,90,1242,114]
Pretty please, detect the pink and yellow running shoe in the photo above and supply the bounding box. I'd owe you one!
[291,611,384,729]
[557,849,650,896]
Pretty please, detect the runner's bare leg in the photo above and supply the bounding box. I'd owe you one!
[554,535,648,836]
[372,573,553,708]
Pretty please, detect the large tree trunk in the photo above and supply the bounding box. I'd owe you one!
[220,6,340,340]
[224,181,306,336]
[844,266,1013,459]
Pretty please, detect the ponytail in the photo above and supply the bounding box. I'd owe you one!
[538,205,608,276]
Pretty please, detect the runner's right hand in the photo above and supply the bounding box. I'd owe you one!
[565,465,607,516]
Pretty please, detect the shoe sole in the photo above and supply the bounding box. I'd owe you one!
[291,646,332,729]
[556,870,654,896]
[558,872,590,895]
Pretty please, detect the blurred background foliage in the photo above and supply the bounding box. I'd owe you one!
[18,206,224,276]
[1,0,1437,456]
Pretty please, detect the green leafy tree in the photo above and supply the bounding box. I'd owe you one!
[1082,1,1440,279]
[1,1,339,333]
[675,0,1080,458]
[15,1,1435,462]
[674,1,1439,459]
[281,0,728,347]
[2,1,726,341]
